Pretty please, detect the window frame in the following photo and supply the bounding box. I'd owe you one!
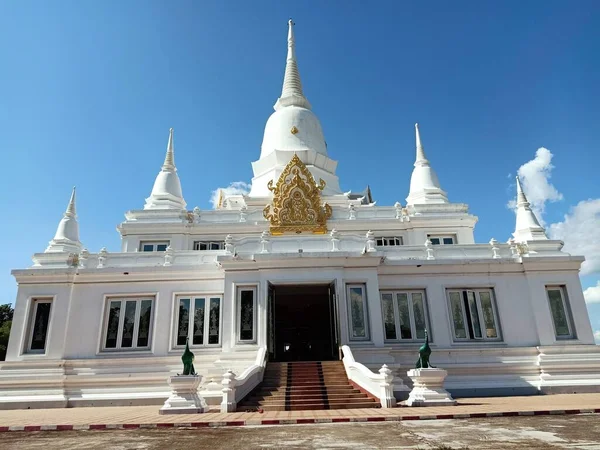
[380,290,430,342]
[375,236,403,247]
[446,288,502,342]
[346,283,371,342]
[139,241,170,252]
[545,286,575,340]
[101,296,155,352]
[173,294,223,348]
[193,241,225,251]
[427,234,457,245]
[26,297,54,354]
[236,286,258,344]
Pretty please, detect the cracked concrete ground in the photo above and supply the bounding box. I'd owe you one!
[1,414,600,449]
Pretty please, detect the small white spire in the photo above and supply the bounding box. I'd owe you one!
[513,175,547,242]
[45,187,83,253]
[415,123,428,164]
[274,19,311,111]
[144,128,187,210]
[516,175,528,205]
[406,123,448,205]
[66,186,76,217]
[163,128,175,169]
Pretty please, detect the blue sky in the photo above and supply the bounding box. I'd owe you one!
[1,1,599,337]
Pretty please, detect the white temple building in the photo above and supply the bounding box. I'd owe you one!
[2,20,599,411]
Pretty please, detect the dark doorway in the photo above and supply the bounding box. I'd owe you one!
[268,284,339,362]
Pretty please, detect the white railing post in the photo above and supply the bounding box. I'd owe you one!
[378,364,396,408]
[220,370,237,413]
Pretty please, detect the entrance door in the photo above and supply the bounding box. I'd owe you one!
[328,281,340,360]
[269,284,338,362]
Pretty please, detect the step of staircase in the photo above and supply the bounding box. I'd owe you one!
[237,360,380,412]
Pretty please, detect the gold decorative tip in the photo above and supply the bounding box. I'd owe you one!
[290,126,299,135]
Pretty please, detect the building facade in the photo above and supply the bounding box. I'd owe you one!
[2,20,599,410]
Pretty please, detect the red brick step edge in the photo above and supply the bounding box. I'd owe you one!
[0,408,597,432]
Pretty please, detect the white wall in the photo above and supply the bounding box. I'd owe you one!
[7,261,594,363]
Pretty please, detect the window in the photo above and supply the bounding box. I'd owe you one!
[375,237,403,247]
[347,284,370,341]
[546,286,575,339]
[381,290,429,341]
[447,289,500,341]
[428,235,456,245]
[103,297,154,350]
[140,241,169,252]
[237,287,257,343]
[27,298,52,353]
[193,241,224,251]
[175,295,222,346]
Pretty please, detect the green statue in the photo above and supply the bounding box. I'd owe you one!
[415,329,433,369]
[181,338,196,376]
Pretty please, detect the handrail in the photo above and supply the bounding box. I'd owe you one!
[341,345,396,408]
[220,347,267,413]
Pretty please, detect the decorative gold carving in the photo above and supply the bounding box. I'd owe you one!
[263,154,332,235]
[290,126,298,135]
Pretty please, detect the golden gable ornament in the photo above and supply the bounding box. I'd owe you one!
[263,154,332,235]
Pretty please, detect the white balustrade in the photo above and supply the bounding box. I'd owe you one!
[341,345,398,408]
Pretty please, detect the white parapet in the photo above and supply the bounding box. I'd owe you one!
[405,368,457,407]
[159,375,208,414]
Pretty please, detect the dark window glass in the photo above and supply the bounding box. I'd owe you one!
[193,298,205,345]
[142,244,153,252]
[210,242,221,250]
[376,239,383,246]
[157,244,168,252]
[199,243,207,250]
[381,294,396,340]
[430,238,441,245]
[240,290,254,341]
[121,301,137,348]
[208,298,220,344]
[30,302,52,350]
[449,292,467,339]
[105,301,121,348]
[177,299,190,346]
[396,293,412,339]
[137,300,152,347]
[548,289,571,337]
[466,291,482,339]
[443,237,454,245]
[412,293,427,339]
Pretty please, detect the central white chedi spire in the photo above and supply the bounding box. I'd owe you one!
[274,19,311,111]
[249,19,341,198]
[406,123,448,205]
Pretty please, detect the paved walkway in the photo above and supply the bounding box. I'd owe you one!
[1,393,599,431]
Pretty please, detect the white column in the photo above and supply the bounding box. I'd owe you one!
[365,271,385,347]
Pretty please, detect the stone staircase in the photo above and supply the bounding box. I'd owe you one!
[237,361,380,411]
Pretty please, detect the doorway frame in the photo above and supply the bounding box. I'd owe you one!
[266,280,341,362]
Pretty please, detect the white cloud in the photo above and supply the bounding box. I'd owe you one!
[514,148,563,224]
[209,181,250,209]
[548,199,600,276]
[508,147,600,280]
[583,281,600,304]
[594,330,600,344]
